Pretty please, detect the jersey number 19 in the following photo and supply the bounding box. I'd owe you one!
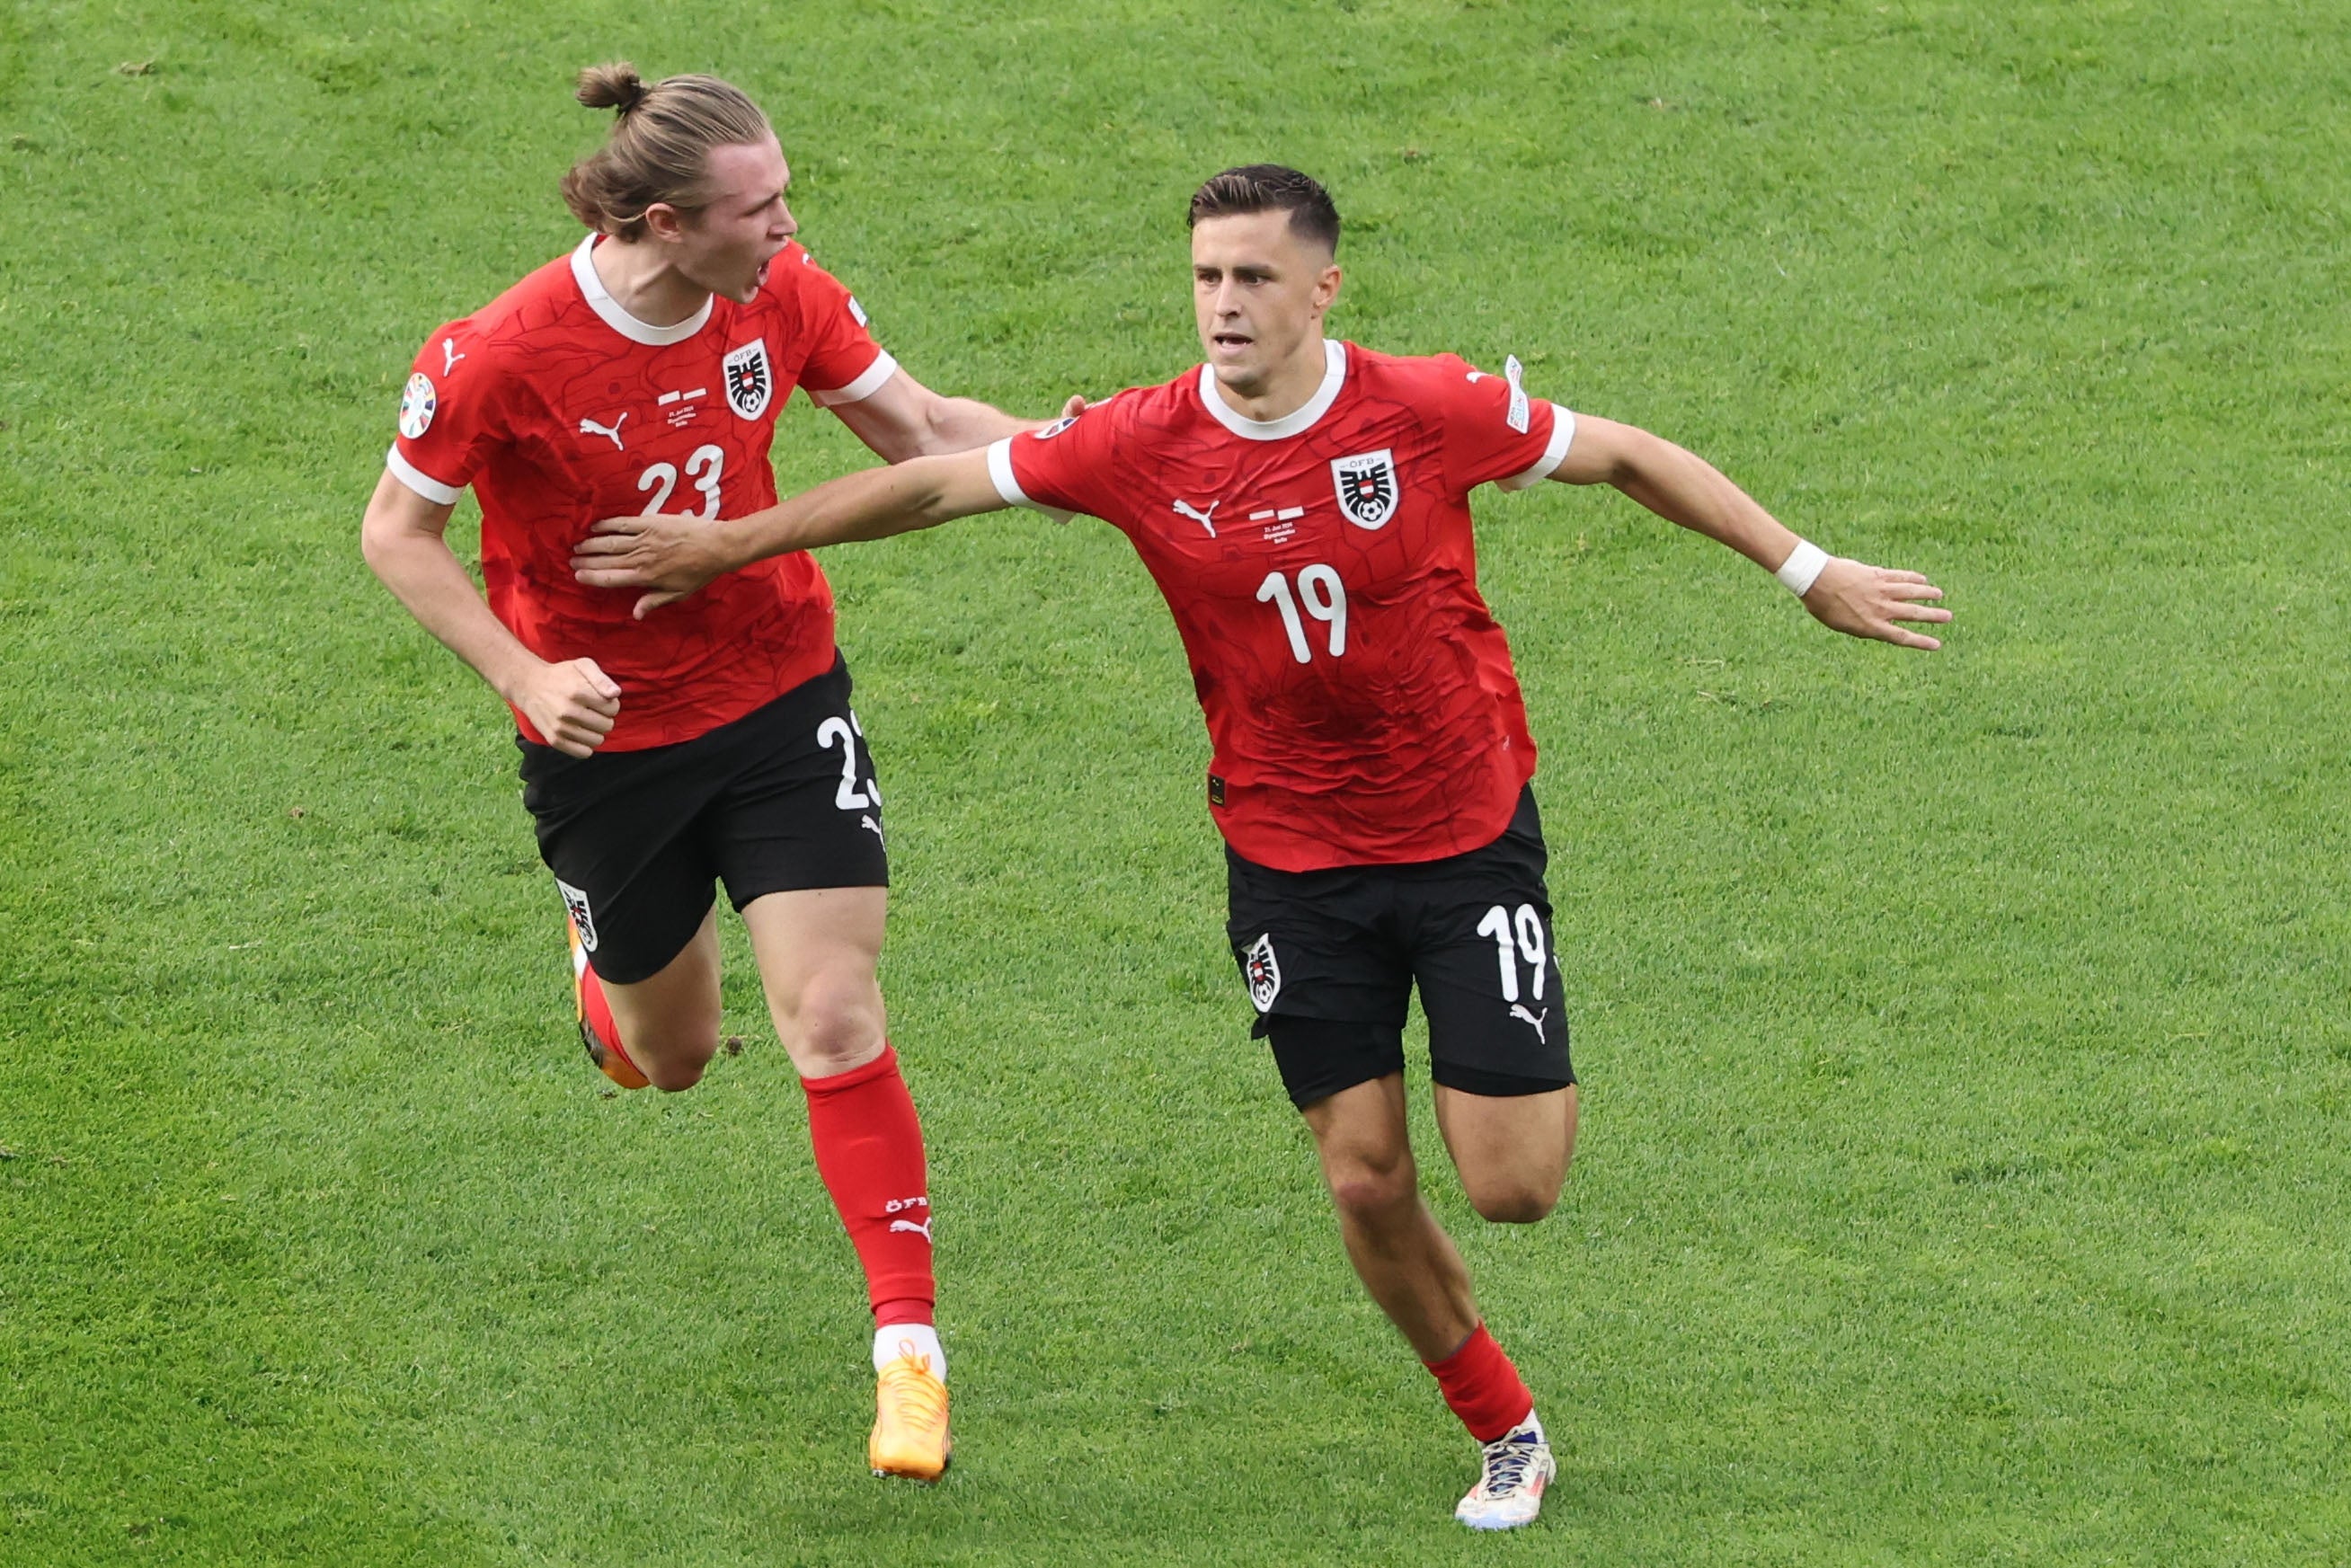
[1256,564,1348,663]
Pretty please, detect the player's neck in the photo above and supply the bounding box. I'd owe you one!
[589,237,714,329]
[1211,337,1332,425]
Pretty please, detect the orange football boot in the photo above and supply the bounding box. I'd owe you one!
[868,1341,951,1482]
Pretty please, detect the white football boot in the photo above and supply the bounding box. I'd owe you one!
[1454,1414,1555,1530]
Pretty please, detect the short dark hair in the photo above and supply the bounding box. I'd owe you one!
[1186,164,1340,252]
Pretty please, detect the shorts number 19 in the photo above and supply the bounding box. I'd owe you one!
[1477,903,1547,1004]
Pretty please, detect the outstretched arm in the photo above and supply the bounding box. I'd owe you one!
[1552,416,1951,651]
[571,446,1011,619]
[828,368,1081,461]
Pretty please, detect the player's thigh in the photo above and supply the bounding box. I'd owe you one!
[1431,1083,1577,1223]
[696,660,892,1076]
[519,728,728,996]
[1407,791,1577,1216]
[1300,1072,1418,1211]
[700,656,890,915]
[1225,849,1413,1110]
[599,907,726,1067]
[741,887,889,1077]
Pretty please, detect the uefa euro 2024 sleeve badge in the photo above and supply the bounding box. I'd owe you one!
[723,338,773,420]
[1330,448,1399,529]
[398,373,437,439]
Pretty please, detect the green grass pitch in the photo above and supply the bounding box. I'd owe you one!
[3,1,2347,1561]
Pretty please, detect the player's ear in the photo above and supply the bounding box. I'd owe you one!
[642,202,688,244]
[1315,263,1343,314]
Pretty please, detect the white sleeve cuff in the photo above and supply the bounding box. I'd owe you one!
[808,350,900,407]
[1495,403,1575,492]
[987,437,1076,524]
[386,446,463,505]
[985,438,1030,507]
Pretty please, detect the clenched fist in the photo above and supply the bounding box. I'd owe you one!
[508,657,622,757]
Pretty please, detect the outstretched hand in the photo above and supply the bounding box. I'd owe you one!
[1803,559,1952,650]
[571,514,730,620]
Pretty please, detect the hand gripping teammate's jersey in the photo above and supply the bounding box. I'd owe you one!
[988,341,1574,872]
[386,236,897,750]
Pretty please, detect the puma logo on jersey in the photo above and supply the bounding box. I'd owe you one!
[858,812,884,843]
[1509,1005,1548,1043]
[1173,499,1220,537]
[887,1218,934,1242]
[578,412,627,450]
[441,338,466,375]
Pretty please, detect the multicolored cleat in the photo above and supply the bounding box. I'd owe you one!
[1454,1416,1554,1530]
[571,916,648,1090]
[868,1341,952,1482]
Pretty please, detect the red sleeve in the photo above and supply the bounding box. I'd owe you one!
[785,248,897,409]
[989,397,1124,523]
[1427,353,1576,497]
[386,321,497,503]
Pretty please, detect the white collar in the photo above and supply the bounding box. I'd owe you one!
[1196,339,1348,440]
[571,235,714,347]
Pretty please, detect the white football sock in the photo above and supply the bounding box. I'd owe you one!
[874,1322,945,1381]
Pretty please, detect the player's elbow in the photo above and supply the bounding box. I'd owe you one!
[1595,423,1669,490]
[359,508,430,585]
[359,508,399,577]
[910,392,981,458]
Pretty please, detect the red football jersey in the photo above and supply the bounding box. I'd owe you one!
[387,235,895,750]
[990,341,1575,872]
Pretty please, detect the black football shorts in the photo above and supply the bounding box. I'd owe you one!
[517,656,888,985]
[1224,785,1575,1108]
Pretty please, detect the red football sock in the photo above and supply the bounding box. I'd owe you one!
[802,1044,935,1326]
[577,958,648,1085]
[1424,1323,1535,1442]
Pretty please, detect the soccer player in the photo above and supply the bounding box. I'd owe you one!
[571,164,1951,1527]
[359,65,1063,1481]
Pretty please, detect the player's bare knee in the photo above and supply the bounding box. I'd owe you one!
[642,1054,709,1093]
[1323,1159,1418,1225]
[1468,1183,1558,1225]
[775,974,885,1076]
[630,1023,721,1092]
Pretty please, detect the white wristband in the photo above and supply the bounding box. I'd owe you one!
[1775,539,1830,598]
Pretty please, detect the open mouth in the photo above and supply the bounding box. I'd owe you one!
[1211,332,1253,351]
